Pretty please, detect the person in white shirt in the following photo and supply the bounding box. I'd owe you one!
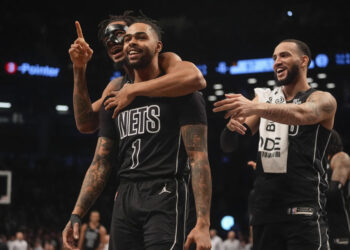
[210,229,223,250]
[11,232,27,250]
[223,231,239,250]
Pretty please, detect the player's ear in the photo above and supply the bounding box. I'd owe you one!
[156,41,163,54]
[301,55,309,68]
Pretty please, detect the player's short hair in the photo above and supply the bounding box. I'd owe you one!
[280,39,312,66]
[97,10,136,44]
[133,13,163,41]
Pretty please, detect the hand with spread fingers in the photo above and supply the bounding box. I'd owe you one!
[213,93,257,119]
[104,83,136,119]
[68,21,94,68]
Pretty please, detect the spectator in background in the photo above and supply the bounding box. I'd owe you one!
[78,211,107,250]
[43,242,54,250]
[102,234,109,250]
[223,231,239,250]
[238,237,252,250]
[210,229,223,250]
[11,232,27,250]
[6,235,15,250]
[0,235,8,250]
[33,238,43,250]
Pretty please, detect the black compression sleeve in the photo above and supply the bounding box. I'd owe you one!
[220,123,251,153]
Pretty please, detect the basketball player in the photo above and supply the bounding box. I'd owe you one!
[326,129,350,250]
[213,39,337,249]
[63,17,212,250]
[78,211,107,250]
[69,12,206,134]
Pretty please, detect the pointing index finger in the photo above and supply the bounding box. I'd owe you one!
[75,21,84,39]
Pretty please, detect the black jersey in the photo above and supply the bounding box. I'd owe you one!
[326,167,350,245]
[83,225,100,250]
[99,86,207,181]
[252,88,332,225]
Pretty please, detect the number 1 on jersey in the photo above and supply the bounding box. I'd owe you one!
[130,139,141,169]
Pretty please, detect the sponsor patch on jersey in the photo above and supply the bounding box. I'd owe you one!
[287,207,314,216]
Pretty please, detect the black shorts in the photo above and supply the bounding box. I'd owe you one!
[109,178,189,250]
[253,217,329,250]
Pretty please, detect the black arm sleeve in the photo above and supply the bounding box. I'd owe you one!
[176,91,207,126]
[98,98,117,139]
[220,124,251,153]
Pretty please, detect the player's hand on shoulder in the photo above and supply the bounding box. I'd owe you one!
[104,83,136,119]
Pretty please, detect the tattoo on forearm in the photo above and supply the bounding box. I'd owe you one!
[260,92,336,125]
[191,157,212,218]
[73,94,96,124]
[73,68,97,126]
[75,137,114,214]
[182,125,207,151]
[181,125,212,220]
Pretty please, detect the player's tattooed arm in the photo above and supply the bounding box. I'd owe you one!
[181,124,212,226]
[72,66,98,133]
[255,91,337,126]
[72,136,115,217]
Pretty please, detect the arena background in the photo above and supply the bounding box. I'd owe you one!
[1,0,349,247]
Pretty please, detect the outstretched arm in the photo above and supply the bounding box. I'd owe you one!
[253,91,336,127]
[181,124,212,250]
[213,91,336,129]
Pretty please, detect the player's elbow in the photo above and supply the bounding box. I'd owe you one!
[76,123,98,134]
[188,68,206,91]
[194,70,207,90]
[183,62,207,90]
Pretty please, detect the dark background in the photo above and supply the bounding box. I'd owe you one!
[1,0,350,243]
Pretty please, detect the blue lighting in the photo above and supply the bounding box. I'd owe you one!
[221,156,230,164]
[309,60,315,69]
[287,11,293,16]
[229,58,274,75]
[17,63,60,77]
[335,53,350,65]
[196,64,207,76]
[216,61,228,74]
[110,71,122,81]
[221,215,235,231]
[315,54,329,68]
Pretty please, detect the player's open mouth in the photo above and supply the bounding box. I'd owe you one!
[127,48,142,59]
[276,67,286,77]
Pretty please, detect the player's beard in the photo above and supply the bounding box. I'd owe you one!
[126,47,154,69]
[275,64,299,86]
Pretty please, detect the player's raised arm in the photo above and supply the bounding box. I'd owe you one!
[69,21,99,133]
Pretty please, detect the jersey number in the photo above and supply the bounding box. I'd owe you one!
[130,139,141,169]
